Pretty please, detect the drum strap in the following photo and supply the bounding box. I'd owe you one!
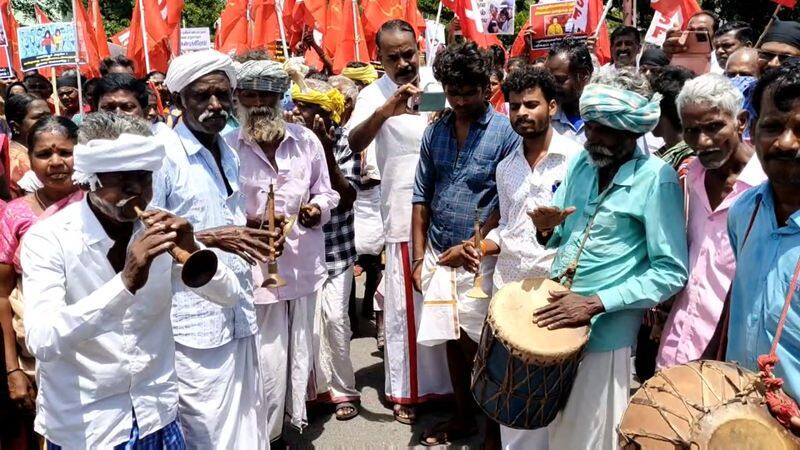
[556,187,613,289]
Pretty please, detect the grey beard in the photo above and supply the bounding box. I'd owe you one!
[237,104,286,145]
[586,144,616,168]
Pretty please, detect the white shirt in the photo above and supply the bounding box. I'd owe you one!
[152,123,257,349]
[346,69,435,243]
[485,132,582,289]
[21,198,245,448]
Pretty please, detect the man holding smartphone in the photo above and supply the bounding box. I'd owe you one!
[347,19,452,425]
[663,10,722,74]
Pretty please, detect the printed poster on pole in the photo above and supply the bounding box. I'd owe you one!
[179,27,211,54]
[477,0,516,34]
[17,22,78,71]
[528,0,587,51]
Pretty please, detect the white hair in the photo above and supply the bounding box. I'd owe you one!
[78,112,152,143]
[677,73,743,120]
[589,66,653,98]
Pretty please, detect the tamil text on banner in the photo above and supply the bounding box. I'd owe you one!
[179,27,211,54]
[476,0,515,35]
[17,22,77,71]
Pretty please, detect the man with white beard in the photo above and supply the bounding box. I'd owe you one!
[223,59,339,445]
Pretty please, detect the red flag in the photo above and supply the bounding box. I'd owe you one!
[34,5,51,23]
[650,0,701,27]
[73,0,102,78]
[509,21,531,58]
[158,0,184,55]
[127,0,172,76]
[329,0,370,72]
[588,0,611,64]
[447,0,501,49]
[250,0,281,53]
[362,0,426,58]
[112,28,131,47]
[215,0,250,55]
[89,0,111,58]
[771,0,797,8]
[489,88,507,115]
[0,0,20,77]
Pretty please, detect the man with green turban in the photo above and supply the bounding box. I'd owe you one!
[504,66,690,449]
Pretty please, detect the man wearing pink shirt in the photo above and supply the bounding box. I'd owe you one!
[657,73,766,369]
[223,59,339,444]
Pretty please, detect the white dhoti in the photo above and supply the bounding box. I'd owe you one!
[313,266,360,403]
[499,347,632,450]
[175,336,267,450]
[417,245,495,345]
[255,295,316,441]
[383,242,452,404]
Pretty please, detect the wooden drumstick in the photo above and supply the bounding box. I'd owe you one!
[466,207,489,299]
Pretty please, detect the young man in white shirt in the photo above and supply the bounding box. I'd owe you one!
[461,66,582,449]
[21,113,257,449]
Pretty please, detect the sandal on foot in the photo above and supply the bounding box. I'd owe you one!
[393,404,416,425]
[335,402,359,421]
[419,420,478,447]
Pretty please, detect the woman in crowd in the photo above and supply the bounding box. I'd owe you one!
[0,117,81,448]
[6,94,51,198]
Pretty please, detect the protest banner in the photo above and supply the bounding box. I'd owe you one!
[179,27,211,54]
[528,0,586,51]
[17,22,77,71]
[477,0,515,35]
[425,19,446,66]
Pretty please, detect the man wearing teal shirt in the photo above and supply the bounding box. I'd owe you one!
[529,67,688,449]
[726,61,800,433]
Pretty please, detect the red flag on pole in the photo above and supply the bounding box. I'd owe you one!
[73,0,102,78]
[158,0,184,56]
[589,0,612,64]
[361,0,426,58]
[444,0,502,49]
[0,0,20,77]
[89,0,111,58]
[127,0,171,76]
[34,5,51,23]
[216,0,250,55]
[330,0,370,72]
[650,0,701,27]
[250,0,281,53]
[771,0,797,8]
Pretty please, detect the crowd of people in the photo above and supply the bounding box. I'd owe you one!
[0,9,799,450]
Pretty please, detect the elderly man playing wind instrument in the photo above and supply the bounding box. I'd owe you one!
[513,67,689,450]
[224,59,339,443]
[155,50,273,449]
[21,113,250,449]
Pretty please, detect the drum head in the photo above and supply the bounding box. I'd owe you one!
[488,278,589,366]
[619,360,800,449]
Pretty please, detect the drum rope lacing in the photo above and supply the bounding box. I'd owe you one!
[757,255,800,430]
[620,361,760,447]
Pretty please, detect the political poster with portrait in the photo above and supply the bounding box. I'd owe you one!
[528,0,587,51]
[17,22,77,71]
[477,0,515,35]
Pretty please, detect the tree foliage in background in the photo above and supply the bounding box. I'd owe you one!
[10,0,800,46]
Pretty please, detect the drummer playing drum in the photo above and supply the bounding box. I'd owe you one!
[520,67,689,449]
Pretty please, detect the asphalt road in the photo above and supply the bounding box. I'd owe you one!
[282,275,485,449]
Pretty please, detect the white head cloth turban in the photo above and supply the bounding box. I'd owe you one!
[235,59,291,93]
[72,134,165,191]
[579,83,663,135]
[165,50,237,94]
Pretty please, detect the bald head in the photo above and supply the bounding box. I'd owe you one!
[725,47,760,79]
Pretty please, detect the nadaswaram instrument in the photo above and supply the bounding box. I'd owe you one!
[465,208,489,299]
[618,360,800,449]
[133,205,218,288]
[471,277,589,429]
[260,184,287,288]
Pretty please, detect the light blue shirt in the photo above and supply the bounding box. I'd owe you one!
[548,147,689,352]
[151,123,257,349]
[727,183,800,400]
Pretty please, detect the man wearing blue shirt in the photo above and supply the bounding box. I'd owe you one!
[411,42,520,447]
[529,67,688,449]
[726,61,800,433]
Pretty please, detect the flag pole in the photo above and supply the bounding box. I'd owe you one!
[593,0,614,39]
[275,0,290,61]
[50,69,60,116]
[138,0,152,73]
[351,0,361,61]
[756,4,783,47]
[72,0,84,117]
[434,0,443,28]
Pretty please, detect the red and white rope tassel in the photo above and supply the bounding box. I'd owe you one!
[758,256,800,430]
